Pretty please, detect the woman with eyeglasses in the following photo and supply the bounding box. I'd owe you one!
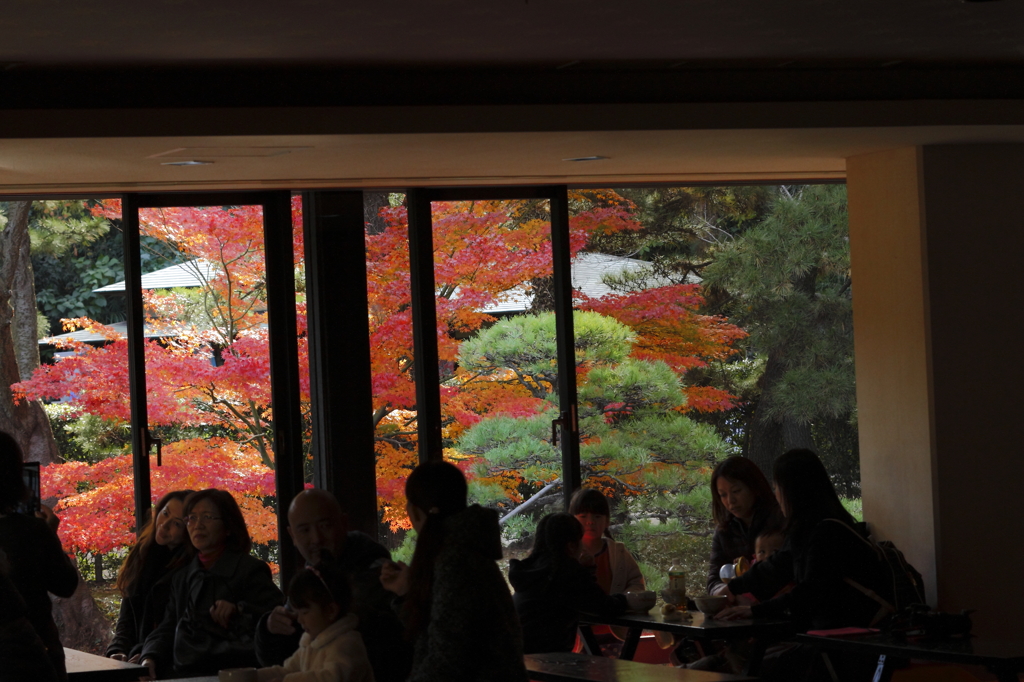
[106,489,194,663]
[139,489,284,679]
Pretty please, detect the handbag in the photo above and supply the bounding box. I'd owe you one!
[171,571,258,674]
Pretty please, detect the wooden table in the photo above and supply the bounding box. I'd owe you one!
[64,647,146,681]
[581,610,794,675]
[796,632,1024,682]
[525,652,754,682]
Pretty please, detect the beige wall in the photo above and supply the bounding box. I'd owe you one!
[847,148,937,601]
[848,145,1024,639]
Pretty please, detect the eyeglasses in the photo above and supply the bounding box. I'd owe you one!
[185,513,222,527]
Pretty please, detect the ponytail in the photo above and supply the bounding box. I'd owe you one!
[402,461,467,636]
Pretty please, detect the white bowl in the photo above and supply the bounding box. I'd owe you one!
[625,590,657,612]
[693,595,729,615]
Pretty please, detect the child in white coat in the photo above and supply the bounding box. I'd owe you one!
[257,566,374,682]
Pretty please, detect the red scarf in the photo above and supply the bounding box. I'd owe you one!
[197,545,225,569]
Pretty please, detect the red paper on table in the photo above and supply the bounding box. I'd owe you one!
[806,627,880,637]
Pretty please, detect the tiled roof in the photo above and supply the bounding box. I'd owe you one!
[479,252,685,314]
[39,321,183,345]
[93,259,216,292]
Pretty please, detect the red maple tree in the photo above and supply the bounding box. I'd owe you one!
[18,192,649,544]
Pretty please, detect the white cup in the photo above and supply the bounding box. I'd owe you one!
[220,668,258,682]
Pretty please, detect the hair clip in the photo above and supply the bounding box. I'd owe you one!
[309,566,333,599]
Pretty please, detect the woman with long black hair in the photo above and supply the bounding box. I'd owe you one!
[706,456,782,596]
[106,489,194,662]
[716,448,885,630]
[380,460,527,682]
[510,512,629,654]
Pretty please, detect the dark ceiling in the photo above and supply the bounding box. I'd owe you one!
[1,0,1022,193]
[2,0,1022,68]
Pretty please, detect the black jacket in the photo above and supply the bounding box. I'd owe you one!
[0,513,78,681]
[727,518,886,631]
[0,565,59,682]
[255,531,413,682]
[106,543,188,659]
[510,554,627,654]
[707,504,781,595]
[405,505,528,682]
[141,550,283,677]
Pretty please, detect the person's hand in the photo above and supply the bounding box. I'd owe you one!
[710,582,729,596]
[128,653,141,664]
[379,560,411,596]
[109,652,127,661]
[266,604,297,636]
[736,592,755,607]
[210,599,238,628]
[36,504,60,533]
[140,656,157,680]
[714,604,753,620]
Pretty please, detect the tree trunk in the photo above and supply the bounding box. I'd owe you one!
[780,416,816,452]
[743,350,785,475]
[5,202,42,381]
[744,406,782,477]
[744,265,821,474]
[1,201,112,653]
[363,192,391,235]
[51,579,113,655]
[0,203,59,466]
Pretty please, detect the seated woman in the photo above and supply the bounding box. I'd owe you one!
[716,449,887,631]
[106,489,194,662]
[379,460,528,682]
[568,488,645,594]
[0,431,78,682]
[707,456,782,596]
[140,489,284,679]
[510,512,630,654]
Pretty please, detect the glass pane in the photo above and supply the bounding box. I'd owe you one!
[292,196,312,487]
[20,199,134,582]
[364,193,416,555]
[570,186,764,595]
[572,185,856,598]
[433,198,557,548]
[26,198,304,612]
[133,203,284,576]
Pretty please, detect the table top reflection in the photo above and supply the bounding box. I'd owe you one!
[583,609,792,638]
[525,652,754,682]
[797,632,1024,665]
[64,648,146,682]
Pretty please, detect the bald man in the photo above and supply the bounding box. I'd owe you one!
[254,489,412,682]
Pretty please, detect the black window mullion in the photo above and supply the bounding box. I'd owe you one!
[124,190,305,584]
[302,191,378,536]
[406,189,444,462]
[262,191,304,587]
[121,193,152,534]
[549,186,582,508]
